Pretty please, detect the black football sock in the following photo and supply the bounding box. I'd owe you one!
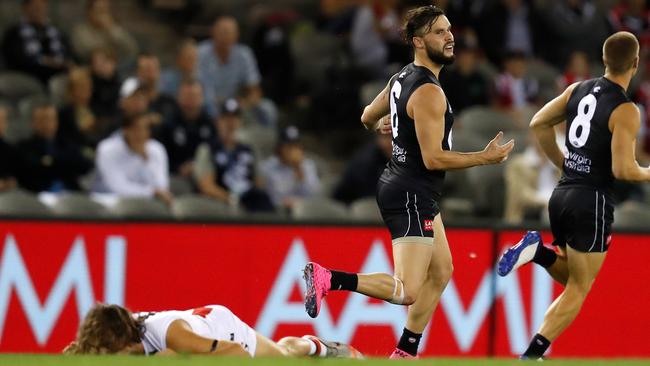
[397,327,422,356]
[532,244,557,268]
[522,333,551,358]
[329,270,358,291]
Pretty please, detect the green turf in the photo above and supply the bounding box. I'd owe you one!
[1,355,649,366]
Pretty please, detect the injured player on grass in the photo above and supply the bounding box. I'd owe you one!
[63,303,363,358]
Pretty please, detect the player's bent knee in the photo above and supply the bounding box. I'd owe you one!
[565,280,593,300]
[388,276,417,305]
[429,263,453,290]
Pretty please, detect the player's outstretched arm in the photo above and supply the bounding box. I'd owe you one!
[412,84,514,170]
[361,84,391,134]
[165,319,250,357]
[530,83,577,169]
[610,102,650,181]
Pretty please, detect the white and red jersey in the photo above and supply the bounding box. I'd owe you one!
[134,305,257,356]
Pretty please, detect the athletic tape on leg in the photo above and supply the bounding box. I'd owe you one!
[389,277,406,304]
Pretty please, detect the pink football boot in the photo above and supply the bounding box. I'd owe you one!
[389,348,418,359]
[302,262,331,318]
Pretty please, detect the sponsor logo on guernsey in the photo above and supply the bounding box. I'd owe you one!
[424,220,433,231]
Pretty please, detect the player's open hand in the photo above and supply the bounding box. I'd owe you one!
[482,131,515,164]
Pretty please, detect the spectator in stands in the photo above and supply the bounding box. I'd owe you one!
[1,0,72,85]
[261,126,320,210]
[93,112,172,206]
[349,0,399,79]
[333,133,391,205]
[122,53,178,127]
[250,8,296,106]
[318,0,359,34]
[159,78,214,177]
[504,133,560,223]
[477,0,546,66]
[15,100,93,192]
[118,78,149,121]
[608,0,650,50]
[90,48,122,122]
[193,99,274,212]
[0,105,18,192]
[494,50,539,112]
[556,51,591,92]
[198,16,276,127]
[71,0,139,64]
[539,0,609,68]
[160,39,198,97]
[440,36,489,113]
[57,67,103,151]
[633,59,650,162]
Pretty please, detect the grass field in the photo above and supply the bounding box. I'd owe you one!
[2,355,649,366]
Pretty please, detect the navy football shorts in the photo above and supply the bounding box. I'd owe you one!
[548,187,614,253]
[376,179,439,245]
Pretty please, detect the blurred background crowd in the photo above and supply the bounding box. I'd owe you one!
[1,0,650,226]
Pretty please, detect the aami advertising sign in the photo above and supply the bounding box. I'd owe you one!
[0,221,647,357]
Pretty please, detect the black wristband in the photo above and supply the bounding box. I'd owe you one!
[210,339,218,353]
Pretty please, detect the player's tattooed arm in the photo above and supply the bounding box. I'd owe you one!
[610,102,650,181]
[530,83,578,169]
[165,319,250,357]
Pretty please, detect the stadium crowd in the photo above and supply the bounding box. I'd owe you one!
[0,0,649,225]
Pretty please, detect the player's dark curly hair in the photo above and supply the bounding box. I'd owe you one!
[402,4,446,48]
[63,304,144,355]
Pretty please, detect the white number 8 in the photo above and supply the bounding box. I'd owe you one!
[389,81,402,139]
[568,94,597,148]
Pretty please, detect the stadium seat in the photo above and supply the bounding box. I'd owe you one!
[0,72,44,102]
[169,175,194,196]
[526,59,559,103]
[109,197,172,219]
[466,164,506,218]
[236,125,277,158]
[350,197,382,223]
[171,194,239,220]
[441,197,475,221]
[3,102,25,143]
[317,173,339,198]
[50,193,109,219]
[0,189,51,217]
[613,201,650,230]
[450,130,486,152]
[48,74,68,107]
[290,27,343,86]
[360,81,386,106]
[291,197,348,221]
[457,106,519,136]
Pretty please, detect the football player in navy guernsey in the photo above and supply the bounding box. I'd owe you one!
[497,31,649,360]
[302,5,514,359]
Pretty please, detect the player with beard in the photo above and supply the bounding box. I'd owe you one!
[302,5,514,359]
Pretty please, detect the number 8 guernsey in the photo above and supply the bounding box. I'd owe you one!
[561,77,632,190]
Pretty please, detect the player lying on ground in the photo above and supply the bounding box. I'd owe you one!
[496,31,648,360]
[63,303,362,358]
